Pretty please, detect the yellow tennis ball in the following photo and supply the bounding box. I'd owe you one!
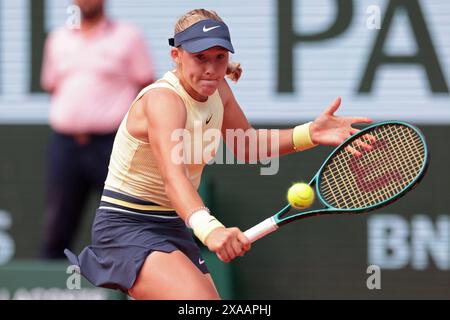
[287,183,315,209]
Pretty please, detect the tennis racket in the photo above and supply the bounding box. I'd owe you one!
[244,121,429,243]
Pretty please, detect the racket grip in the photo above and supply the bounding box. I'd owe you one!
[244,217,279,243]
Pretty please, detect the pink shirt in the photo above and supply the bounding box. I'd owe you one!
[41,19,154,134]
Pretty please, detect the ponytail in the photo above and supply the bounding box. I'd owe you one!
[226,61,242,83]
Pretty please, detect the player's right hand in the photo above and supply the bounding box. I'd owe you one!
[205,227,251,263]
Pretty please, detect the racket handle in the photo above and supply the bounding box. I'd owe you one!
[244,217,279,243]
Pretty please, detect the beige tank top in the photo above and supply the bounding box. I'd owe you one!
[104,71,224,209]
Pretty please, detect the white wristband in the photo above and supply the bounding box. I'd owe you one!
[187,209,211,229]
[187,209,225,245]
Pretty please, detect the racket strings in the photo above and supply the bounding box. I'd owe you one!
[320,124,425,209]
[337,125,423,207]
[332,125,424,207]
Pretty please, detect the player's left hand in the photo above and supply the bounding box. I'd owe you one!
[310,97,373,146]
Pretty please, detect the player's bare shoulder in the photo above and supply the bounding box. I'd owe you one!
[142,85,183,111]
[141,85,187,128]
[217,78,234,108]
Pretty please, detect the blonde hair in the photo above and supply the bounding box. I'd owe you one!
[174,9,242,83]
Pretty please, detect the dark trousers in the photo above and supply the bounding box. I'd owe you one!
[40,131,115,259]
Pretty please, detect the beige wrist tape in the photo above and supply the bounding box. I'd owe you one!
[188,209,225,245]
[292,122,318,151]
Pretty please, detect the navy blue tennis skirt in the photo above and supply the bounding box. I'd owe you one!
[64,189,209,292]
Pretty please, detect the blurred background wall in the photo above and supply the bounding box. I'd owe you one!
[0,0,449,299]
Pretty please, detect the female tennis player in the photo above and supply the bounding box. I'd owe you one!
[65,9,372,300]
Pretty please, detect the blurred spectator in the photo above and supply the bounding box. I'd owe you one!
[40,0,155,259]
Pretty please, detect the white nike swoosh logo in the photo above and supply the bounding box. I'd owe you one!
[199,258,205,265]
[203,25,220,32]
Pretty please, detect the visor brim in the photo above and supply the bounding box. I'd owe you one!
[181,38,234,54]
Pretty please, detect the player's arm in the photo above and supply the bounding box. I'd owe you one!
[219,81,373,159]
[142,89,205,220]
[218,80,302,161]
[143,89,250,262]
